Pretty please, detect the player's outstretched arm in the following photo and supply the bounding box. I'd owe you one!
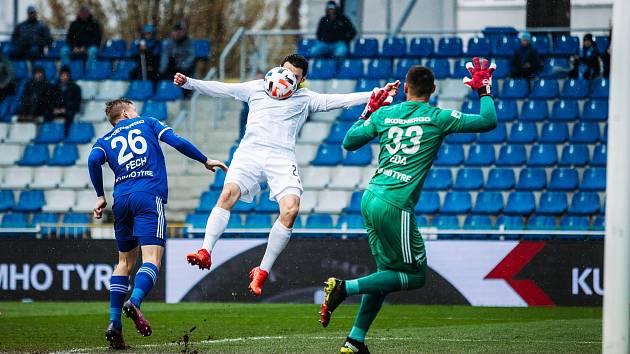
[173,73,255,102]
[87,147,107,219]
[160,129,228,172]
[308,80,399,113]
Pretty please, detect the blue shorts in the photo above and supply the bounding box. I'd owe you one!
[112,192,167,252]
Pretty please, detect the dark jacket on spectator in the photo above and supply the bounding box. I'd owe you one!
[66,14,102,49]
[160,35,195,74]
[577,44,601,79]
[11,18,53,52]
[316,14,357,44]
[510,45,542,78]
[52,80,81,113]
[0,54,15,89]
[21,77,53,116]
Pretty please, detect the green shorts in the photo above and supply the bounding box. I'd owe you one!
[360,190,427,273]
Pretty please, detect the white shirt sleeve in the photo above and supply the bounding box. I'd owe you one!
[181,79,262,102]
[306,90,371,113]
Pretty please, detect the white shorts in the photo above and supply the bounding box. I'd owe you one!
[224,146,303,203]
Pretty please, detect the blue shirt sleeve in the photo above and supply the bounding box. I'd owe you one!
[160,129,208,164]
[88,143,107,197]
[147,117,172,139]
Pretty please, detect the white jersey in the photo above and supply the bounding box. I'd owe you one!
[182,78,371,151]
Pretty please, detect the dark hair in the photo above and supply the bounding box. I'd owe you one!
[405,66,435,98]
[584,33,594,42]
[280,53,308,77]
[59,65,71,76]
[105,98,134,124]
[33,66,45,75]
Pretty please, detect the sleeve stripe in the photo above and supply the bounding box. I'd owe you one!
[158,127,172,140]
[92,146,107,162]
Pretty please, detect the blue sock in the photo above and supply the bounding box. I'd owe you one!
[109,275,129,330]
[130,263,159,308]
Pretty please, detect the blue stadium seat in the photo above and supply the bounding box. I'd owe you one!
[602,124,608,143]
[491,36,520,57]
[193,39,211,60]
[229,199,253,213]
[570,122,600,143]
[595,36,610,51]
[125,39,146,58]
[460,99,480,114]
[15,190,45,212]
[85,60,112,80]
[560,78,588,99]
[59,213,90,239]
[352,38,379,58]
[491,58,510,79]
[381,37,406,58]
[529,79,559,99]
[451,58,469,79]
[326,122,352,144]
[297,38,317,58]
[126,80,154,100]
[477,123,506,143]
[496,144,526,166]
[539,122,568,143]
[432,215,459,230]
[100,39,127,59]
[550,99,579,121]
[309,59,336,79]
[453,168,484,190]
[423,169,452,191]
[472,192,503,214]
[355,79,381,92]
[345,191,363,214]
[496,215,524,230]
[65,123,95,144]
[527,144,557,166]
[255,191,279,213]
[560,216,589,232]
[591,144,607,166]
[569,192,600,215]
[537,192,568,215]
[142,100,168,121]
[540,57,571,79]
[0,190,15,211]
[436,37,463,57]
[1,213,29,228]
[508,122,537,143]
[11,60,29,80]
[441,191,472,214]
[519,100,548,121]
[244,214,272,229]
[338,106,365,123]
[67,59,85,79]
[559,144,589,166]
[531,35,551,55]
[504,192,535,215]
[445,132,475,144]
[336,214,364,230]
[343,145,372,166]
[416,215,429,228]
[33,212,57,235]
[552,35,579,55]
[196,191,220,213]
[311,143,343,166]
[485,168,515,190]
[501,78,528,99]
[407,37,434,57]
[49,144,78,166]
[395,58,420,79]
[466,37,491,56]
[593,216,605,231]
[153,80,183,101]
[516,168,546,190]
[495,99,518,122]
[463,215,493,236]
[45,39,66,59]
[337,59,364,79]
[581,168,606,191]
[415,192,440,214]
[35,123,65,144]
[306,214,334,229]
[210,170,226,190]
[17,144,49,166]
[111,60,137,80]
[465,144,495,166]
[435,144,464,166]
[590,78,609,99]
[0,94,19,118]
[581,100,608,122]
[425,58,450,79]
[528,215,557,230]
[366,59,393,79]
[33,60,58,80]
[548,168,579,191]
[185,213,208,230]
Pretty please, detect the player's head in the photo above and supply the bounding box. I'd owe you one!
[105,98,138,126]
[280,54,308,84]
[405,66,436,101]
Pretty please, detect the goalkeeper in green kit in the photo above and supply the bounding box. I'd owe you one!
[319,57,498,354]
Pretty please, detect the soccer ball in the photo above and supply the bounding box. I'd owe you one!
[264,67,298,100]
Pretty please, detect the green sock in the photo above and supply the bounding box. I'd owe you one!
[347,270,422,295]
[348,293,386,342]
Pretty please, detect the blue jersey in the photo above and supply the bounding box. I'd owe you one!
[92,117,171,202]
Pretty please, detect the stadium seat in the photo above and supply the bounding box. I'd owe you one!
[466,37,491,57]
[591,144,607,166]
[337,105,364,123]
[540,57,571,79]
[537,192,568,215]
[485,168,515,190]
[528,144,558,166]
[381,37,407,57]
[100,39,127,59]
[491,35,520,57]
[602,124,608,143]
[185,213,209,231]
[568,192,600,215]
[529,79,559,99]
[593,216,605,231]
[352,38,379,58]
[434,144,463,166]
[425,59,450,79]
[356,79,381,92]
[295,144,318,166]
[301,167,332,189]
[495,99,518,122]
[550,99,579,121]
[1,213,29,228]
[126,80,154,100]
[441,191,472,214]
[445,132,475,144]
[436,37,463,57]
[255,191,279,213]
[299,191,318,214]
[501,78,528,99]
[326,122,352,144]
[581,168,606,191]
[548,168,579,191]
[95,80,129,100]
[193,39,211,59]
[317,190,351,214]
[65,123,95,144]
[297,38,317,58]
[581,100,608,122]
[305,213,334,229]
[209,170,226,190]
[559,144,589,166]
[67,60,84,80]
[15,189,45,212]
[415,191,440,214]
[560,78,589,99]
[344,191,363,214]
[343,145,373,166]
[516,168,546,190]
[336,214,364,230]
[477,123,506,143]
[407,37,434,57]
[508,122,537,143]
[309,59,337,79]
[465,144,494,166]
[31,166,63,189]
[460,99,480,114]
[496,215,525,231]
[33,60,57,80]
[42,190,75,212]
[451,58,470,79]
[196,191,221,213]
[431,215,460,229]
[0,190,15,211]
[531,35,551,55]
[504,192,535,215]
[337,59,364,79]
[519,100,548,121]
[1,167,33,189]
[110,60,137,80]
[329,166,363,190]
[32,212,58,235]
[85,60,112,80]
[17,144,49,166]
[560,216,589,232]
[395,58,420,79]
[496,144,526,166]
[464,214,492,232]
[366,59,393,79]
[423,169,452,190]
[153,80,183,101]
[491,58,510,79]
[472,192,504,214]
[49,144,79,166]
[300,122,330,144]
[76,80,99,100]
[59,213,89,238]
[528,215,557,230]
[241,214,270,229]
[453,168,484,190]
[590,78,609,99]
[142,100,168,121]
[60,166,91,189]
[11,60,29,80]
[570,122,600,143]
[539,122,568,143]
[35,123,65,144]
[552,35,579,55]
[595,36,610,51]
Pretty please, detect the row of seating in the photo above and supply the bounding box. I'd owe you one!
[0,212,90,237]
[0,166,94,189]
[0,189,101,213]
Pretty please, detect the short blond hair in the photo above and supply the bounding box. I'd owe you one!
[105,98,134,124]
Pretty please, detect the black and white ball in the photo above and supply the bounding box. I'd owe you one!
[264,67,298,100]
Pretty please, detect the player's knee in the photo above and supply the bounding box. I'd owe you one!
[406,268,426,290]
[115,259,134,275]
[279,200,300,225]
[217,184,240,209]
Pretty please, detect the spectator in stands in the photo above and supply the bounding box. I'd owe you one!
[19,66,53,121]
[9,6,53,60]
[570,33,601,80]
[510,32,542,79]
[61,6,102,69]
[131,24,161,82]
[159,22,195,80]
[0,52,15,101]
[311,1,356,58]
[47,66,82,136]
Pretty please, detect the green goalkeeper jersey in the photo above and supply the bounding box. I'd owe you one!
[343,96,498,211]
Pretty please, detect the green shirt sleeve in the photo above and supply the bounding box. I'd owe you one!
[342,114,379,151]
[436,96,498,135]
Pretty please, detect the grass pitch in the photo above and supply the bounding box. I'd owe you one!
[0,302,601,353]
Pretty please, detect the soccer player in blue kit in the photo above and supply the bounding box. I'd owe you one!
[88,99,227,349]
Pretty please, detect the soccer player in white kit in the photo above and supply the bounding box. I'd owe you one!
[174,54,399,296]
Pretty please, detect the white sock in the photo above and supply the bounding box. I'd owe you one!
[259,219,292,272]
[201,207,230,252]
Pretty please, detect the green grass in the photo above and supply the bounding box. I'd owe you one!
[0,302,601,353]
